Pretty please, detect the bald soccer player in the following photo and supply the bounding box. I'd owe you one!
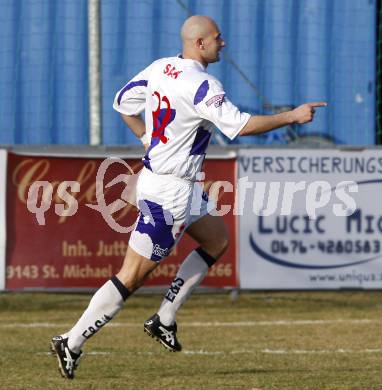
[51,15,326,379]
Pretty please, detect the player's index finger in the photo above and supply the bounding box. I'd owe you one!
[308,102,327,107]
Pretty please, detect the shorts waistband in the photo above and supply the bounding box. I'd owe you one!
[142,167,194,185]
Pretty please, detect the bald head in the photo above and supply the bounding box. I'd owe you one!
[180,15,225,67]
[181,15,218,43]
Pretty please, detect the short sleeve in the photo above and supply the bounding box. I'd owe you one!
[193,78,250,140]
[113,65,152,116]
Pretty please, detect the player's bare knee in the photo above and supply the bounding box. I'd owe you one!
[217,234,229,256]
[198,234,229,265]
[211,235,229,259]
[215,228,229,251]
[115,272,141,293]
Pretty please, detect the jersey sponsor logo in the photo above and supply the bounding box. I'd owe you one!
[163,64,183,79]
[206,94,225,108]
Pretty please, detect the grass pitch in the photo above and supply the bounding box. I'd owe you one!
[1,291,382,389]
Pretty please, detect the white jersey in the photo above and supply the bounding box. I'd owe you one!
[113,55,250,181]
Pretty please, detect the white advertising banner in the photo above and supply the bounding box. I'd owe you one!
[239,148,382,289]
[0,149,7,290]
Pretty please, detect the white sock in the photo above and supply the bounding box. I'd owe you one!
[65,276,130,353]
[157,249,211,326]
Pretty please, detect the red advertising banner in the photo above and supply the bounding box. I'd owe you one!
[6,153,237,290]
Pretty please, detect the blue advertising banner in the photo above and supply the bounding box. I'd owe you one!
[238,148,382,289]
[0,149,7,290]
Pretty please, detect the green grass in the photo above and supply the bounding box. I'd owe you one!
[1,291,382,389]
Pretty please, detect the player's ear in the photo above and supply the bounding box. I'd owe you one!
[197,38,204,50]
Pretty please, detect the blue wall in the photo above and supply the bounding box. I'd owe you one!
[0,0,376,145]
[0,0,89,144]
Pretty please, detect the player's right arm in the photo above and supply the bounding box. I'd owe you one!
[113,64,153,149]
[120,114,148,149]
[193,77,326,140]
[239,102,327,136]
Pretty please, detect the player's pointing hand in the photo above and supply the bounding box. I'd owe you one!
[290,102,327,124]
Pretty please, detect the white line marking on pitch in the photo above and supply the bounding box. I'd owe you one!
[39,351,111,356]
[179,319,376,327]
[38,348,382,356]
[1,319,379,328]
[261,348,382,354]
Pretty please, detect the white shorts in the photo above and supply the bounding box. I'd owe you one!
[129,168,211,261]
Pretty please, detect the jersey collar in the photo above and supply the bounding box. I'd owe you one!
[177,54,206,71]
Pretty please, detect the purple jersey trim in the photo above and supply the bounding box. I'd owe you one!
[117,80,148,105]
[142,158,153,171]
[193,80,209,105]
[190,126,211,155]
